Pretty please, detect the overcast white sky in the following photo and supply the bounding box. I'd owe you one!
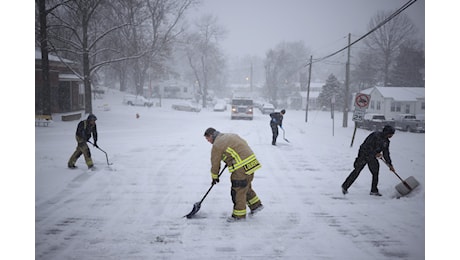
[189,0,425,58]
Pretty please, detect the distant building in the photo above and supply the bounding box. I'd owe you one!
[35,49,84,114]
[148,79,194,99]
[295,82,324,110]
[356,87,425,119]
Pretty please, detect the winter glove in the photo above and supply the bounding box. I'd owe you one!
[212,177,219,185]
[93,141,99,148]
[389,165,395,172]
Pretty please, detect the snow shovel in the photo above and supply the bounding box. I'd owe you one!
[281,127,290,143]
[88,141,113,166]
[184,165,227,219]
[380,158,419,196]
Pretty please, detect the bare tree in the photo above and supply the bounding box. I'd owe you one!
[101,0,195,95]
[45,0,195,113]
[390,40,424,87]
[182,14,227,108]
[264,41,310,106]
[351,50,380,92]
[47,0,129,114]
[364,10,417,86]
[35,0,70,115]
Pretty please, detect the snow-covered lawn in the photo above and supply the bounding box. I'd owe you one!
[33,89,426,259]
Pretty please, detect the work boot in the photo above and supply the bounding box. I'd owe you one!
[68,164,77,169]
[250,204,264,215]
[226,216,246,223]
[369,191,382,196]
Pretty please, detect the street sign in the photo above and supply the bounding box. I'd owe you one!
[354,93,371,109]
[352,108,366,122]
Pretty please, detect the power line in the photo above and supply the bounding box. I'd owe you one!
[305,0,418,67]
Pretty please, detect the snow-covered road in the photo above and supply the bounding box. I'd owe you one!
[35,90,424,259]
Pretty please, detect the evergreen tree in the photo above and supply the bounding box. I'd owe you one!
[317,74,344,110]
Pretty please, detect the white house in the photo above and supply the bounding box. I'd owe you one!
[296,82,324,110]
[147,79,195,99]
[356,87,425,120]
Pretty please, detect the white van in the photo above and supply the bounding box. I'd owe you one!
[231,98,253,120]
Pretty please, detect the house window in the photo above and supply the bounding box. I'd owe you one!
[376,101,381,110]
[370,100,375,109]
[405,104,410,113]
[421,102,425,110]
[391,102,401,112]
[184,87,188,93]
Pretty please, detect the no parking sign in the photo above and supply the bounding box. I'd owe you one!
[351,93,371,147]
[354,93,371,109]
[352,93,371,122]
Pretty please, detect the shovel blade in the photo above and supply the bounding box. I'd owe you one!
[184,202,201,219]
[395,176,420,196]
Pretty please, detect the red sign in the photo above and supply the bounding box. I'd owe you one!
[354,93,370,108]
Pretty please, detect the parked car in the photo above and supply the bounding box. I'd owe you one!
[356,113,395,131]
[171,101,201,112]
[394,114,425,133]
[213,101,227,112]
[123,95,153,107]
[260,103,275,114]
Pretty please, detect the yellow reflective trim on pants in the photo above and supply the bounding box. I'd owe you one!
[211,172,218,179]
[233,209,246,217]
[247,196,260,206]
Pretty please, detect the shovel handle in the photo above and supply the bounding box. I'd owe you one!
[379,157,413,191]
[379,158,402,180]
[199,165,228,204]
[87,141,112,165]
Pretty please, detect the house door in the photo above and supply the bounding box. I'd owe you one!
[58,81,71,112]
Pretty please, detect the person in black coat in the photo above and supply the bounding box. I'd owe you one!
[341,125,396,196]
[269,109,286,145]
[67,114,98,169]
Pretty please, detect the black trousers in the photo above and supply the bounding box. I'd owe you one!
[342,152,380,192]
[270,123,278,144]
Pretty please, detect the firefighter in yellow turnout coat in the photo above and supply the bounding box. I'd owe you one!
[204,127,263,221]
[68,114,98,169]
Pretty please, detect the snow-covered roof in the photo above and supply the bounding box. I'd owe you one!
[35,49,76,64]
[299,91,320,98]
[59,73,81,81]
[360,87,425,101]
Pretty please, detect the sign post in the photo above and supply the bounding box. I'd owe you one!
[350,93,371,147]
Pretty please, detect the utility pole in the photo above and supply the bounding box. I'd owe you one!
[250,61,253,92]
[305,55,312,122]
[343,33,351,127]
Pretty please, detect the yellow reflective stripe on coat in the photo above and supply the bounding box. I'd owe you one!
[233,209,246,217]
[211,172,219,179]
[226,147,261,174]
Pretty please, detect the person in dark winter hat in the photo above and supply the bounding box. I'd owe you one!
[204,127,264,222]
[341,125,396,196]
[67,114,98,169]
[269,109,286,145]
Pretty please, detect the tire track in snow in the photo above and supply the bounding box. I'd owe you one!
[36,142,194,259]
